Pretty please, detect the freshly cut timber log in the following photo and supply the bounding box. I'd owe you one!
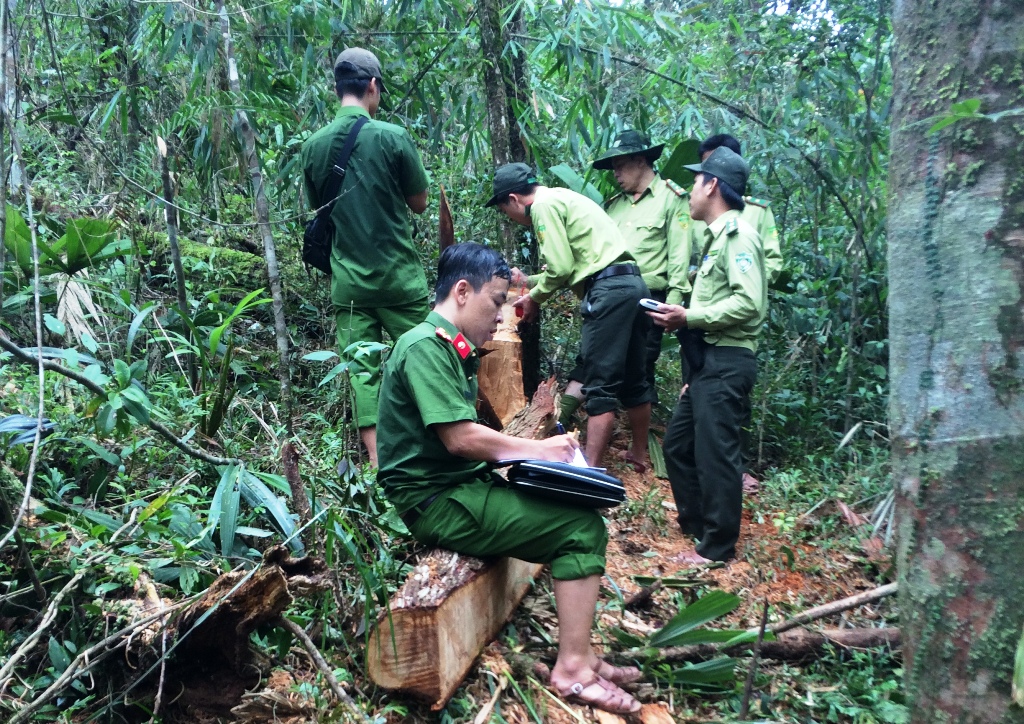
[477,292,529,427]
[366,373,560,709]
[503,376,559,439]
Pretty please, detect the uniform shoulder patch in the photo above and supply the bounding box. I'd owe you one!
[436,326,472,360]
[743,195,771,208]
[665,179,688,198]
[735,252,754,274]
[725,217,739,235]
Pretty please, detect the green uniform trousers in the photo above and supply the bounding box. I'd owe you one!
[408,477,607,581]
[579,274,655,416]
[662,345,757,561]
[335,296,429,428]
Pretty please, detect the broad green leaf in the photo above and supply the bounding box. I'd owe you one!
[126,303,159,354]
[648,590,741,647]
[80,438,120,466]
[113,359,131,389]
[138,492,172,523]
[48,637,72,673]
[657,657,738,687]
[43,314,66,336]
[239,469,304,554]
[661,139,700,188]
[81,332,99,354]
[1013,622,1024,707]
[302,350,339,362]
[318,360,351,388]
[95,403,117,436]
[221,481,241,558]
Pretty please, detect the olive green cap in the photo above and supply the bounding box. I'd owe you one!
[592,130,665,170]
[334,47,387,93]
[683,146,749,195]
[485,163,538,207]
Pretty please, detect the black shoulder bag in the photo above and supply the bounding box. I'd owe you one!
[302,116,369,274]
[505,461,625,508]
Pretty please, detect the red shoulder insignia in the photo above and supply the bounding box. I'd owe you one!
[452,333,472,360]
[435,326,453,342]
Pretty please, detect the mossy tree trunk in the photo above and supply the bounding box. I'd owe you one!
[890,0,1024,721]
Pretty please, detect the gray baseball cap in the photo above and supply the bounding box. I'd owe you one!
[485,163,539,207]
[334,48,386,93]
[683,146,749,194]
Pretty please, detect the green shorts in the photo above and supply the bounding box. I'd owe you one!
[408,477,608,580]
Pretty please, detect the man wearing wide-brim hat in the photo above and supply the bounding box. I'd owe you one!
[646,146,767,565]
[484,163,654,471]
[558,131,693,462]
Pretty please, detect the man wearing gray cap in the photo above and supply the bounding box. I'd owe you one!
[646,147,767,564]
[485,163,654,470]
[301,48,430,466]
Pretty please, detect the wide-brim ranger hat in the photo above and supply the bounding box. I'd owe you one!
[484,163,539,207]
[592,130,666,170]
[334,47,387,93]
[683,146,749,195]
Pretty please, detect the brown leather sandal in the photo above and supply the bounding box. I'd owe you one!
[555,675,642,715]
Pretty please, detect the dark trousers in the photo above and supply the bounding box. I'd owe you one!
[643,289,668,400]
[663,345,757,561]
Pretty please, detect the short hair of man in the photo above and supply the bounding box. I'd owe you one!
[492,182,539,209]
[699,134,742,157]
[435,242,512,301]
[703,174,746,212]
[335,76,371,99]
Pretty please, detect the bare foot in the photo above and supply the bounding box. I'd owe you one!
[617,449,648,474]
[593,658,643,684]
[742,472,760,494]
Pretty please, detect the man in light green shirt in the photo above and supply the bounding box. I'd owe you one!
[485,163,654,470]
[560,132,692,439]
[648,147,766,563]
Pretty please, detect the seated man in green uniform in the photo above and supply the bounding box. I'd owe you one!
[377,243,642,714]
[647,148,767,564]
[485,163,654,469]
[301,47,431,467]
[559,131,693,465]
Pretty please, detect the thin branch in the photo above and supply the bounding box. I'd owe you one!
[0,102,44,555]
[766,582,897,636]
[0,335,241,467]
[278,617,370,723]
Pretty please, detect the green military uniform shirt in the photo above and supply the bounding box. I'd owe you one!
[690,196,782,285]
[301,106,430,309]
[605,175,692,304]
[377,311,486,515]
[686,210,767,352]
[525,187,636,303]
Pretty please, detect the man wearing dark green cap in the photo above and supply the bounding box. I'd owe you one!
[558,131,693,451]
[301,47,430,466]
[692,134,781,494]
[485,163,654,470]
[646,147,766,564]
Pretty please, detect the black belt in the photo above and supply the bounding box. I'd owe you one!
[585,263,640,292]
[400,493,440,528]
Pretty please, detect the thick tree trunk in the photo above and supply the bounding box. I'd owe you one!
[889,1,1024,721]
[216,0,293,432]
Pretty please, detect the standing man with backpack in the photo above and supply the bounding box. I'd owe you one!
[302,48,431,467]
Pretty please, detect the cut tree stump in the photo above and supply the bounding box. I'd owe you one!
[478,293,528,427]
[366,369,560,709]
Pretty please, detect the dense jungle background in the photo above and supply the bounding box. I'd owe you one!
[0,0,909,721]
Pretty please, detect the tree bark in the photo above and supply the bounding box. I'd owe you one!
[216,0,293,433]
[890,1,1024,721]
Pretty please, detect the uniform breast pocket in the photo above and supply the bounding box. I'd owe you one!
[695,257,719,301]
[633,219,666,252]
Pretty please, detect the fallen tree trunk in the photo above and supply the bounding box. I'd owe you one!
[366,376,560,709]
[659,627,902,663]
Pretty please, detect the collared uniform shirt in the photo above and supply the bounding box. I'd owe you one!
[605,175,692,304]
[377,311,486,515]
[685,210,767,352]
[301,106,430,309]
[525,187,635,304]
[690,197,782,285]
